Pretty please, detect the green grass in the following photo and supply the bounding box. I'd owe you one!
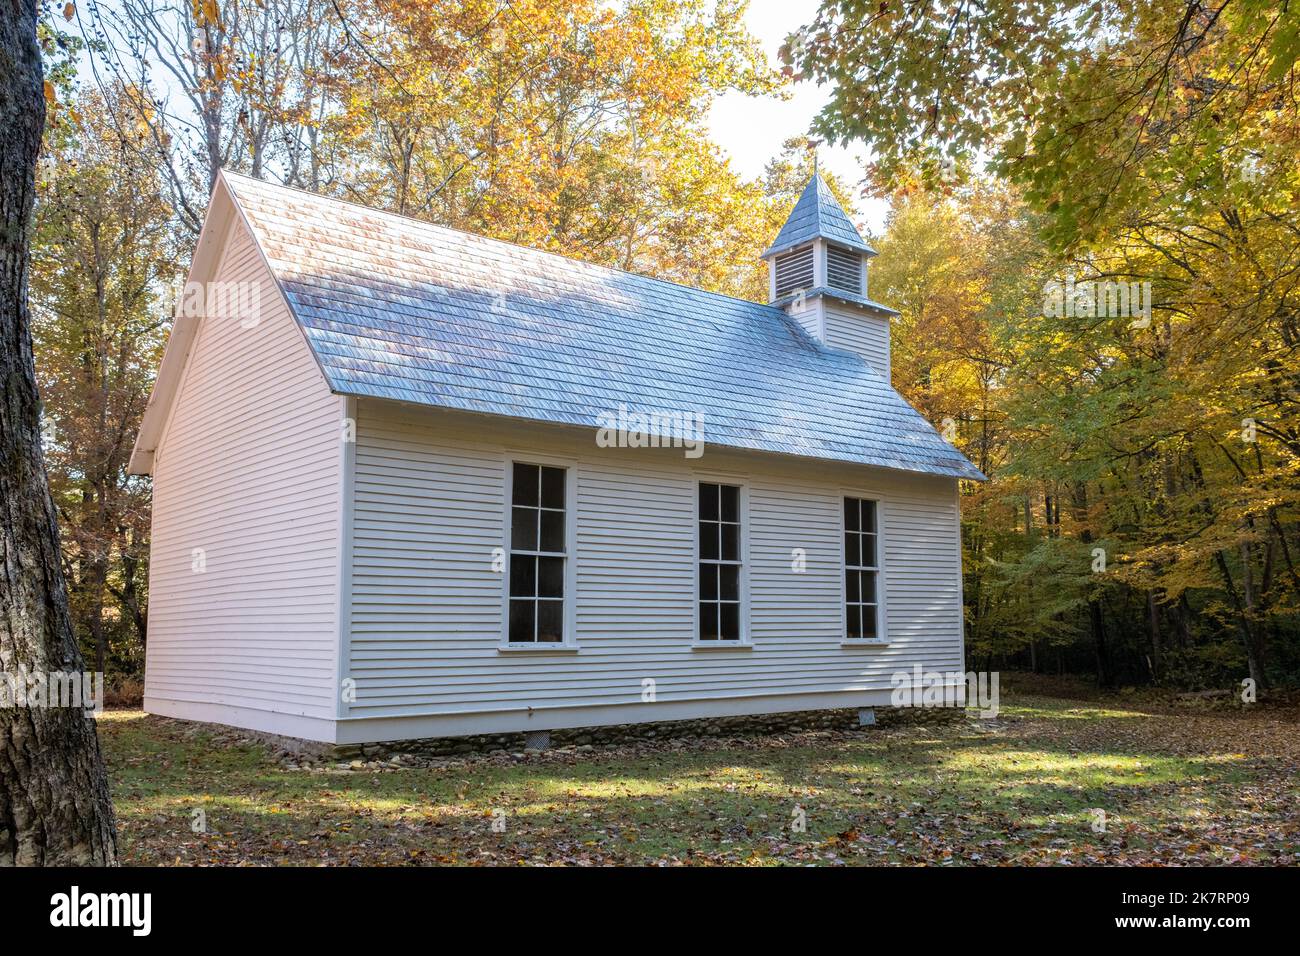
[99,692,1300,865]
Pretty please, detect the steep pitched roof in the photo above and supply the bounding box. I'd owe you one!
[763,173,877,258]
[133,171,983,481]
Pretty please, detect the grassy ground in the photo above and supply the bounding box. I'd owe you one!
[99,686,1300,866]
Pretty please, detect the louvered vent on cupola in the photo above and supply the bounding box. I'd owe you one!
[826,245,863,295]
[773,244,814,298]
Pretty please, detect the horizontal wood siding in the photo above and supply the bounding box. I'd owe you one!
[824,302,890,379]
[145,221,342,722]
[784,298,822,341]
[346,402,962,720]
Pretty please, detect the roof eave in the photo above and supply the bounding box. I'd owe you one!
[761,236,878,260]
[760,237,812,259]
[770,288,900,317]
[337,390,985,482]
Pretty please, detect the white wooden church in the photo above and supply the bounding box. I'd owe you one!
[129,171,982,744]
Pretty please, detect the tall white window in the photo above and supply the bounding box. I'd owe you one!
[508,462,567,643]
[844,497,880,640]
[698,482,742,641]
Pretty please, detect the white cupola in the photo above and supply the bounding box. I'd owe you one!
[763,173,898,379]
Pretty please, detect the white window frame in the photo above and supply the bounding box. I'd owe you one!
[840,492,889,647]
[692,475,752,649]
[499,454,579,652]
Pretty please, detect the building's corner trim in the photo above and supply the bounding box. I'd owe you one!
[954,479,967,668]
[335,395,358,720]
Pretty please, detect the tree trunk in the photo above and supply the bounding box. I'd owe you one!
[86,545,109,676]
[1175,593,1194,649]
[1214,550,1266,689]
[117,537,147,651]
[1147,591,1162,682]
[1089,598,1110,688]
[1071,480,1110,687]
[0,2,117,865]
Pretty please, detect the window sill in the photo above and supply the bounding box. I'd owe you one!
[842,639,889,648]
[497,644,580,654]
[691,641,752,651]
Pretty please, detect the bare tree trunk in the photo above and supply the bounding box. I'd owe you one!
[0,2,117,865]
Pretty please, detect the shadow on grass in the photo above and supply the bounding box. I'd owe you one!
[98,707,1293,865]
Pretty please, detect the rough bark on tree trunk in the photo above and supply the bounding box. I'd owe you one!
[0,1,117,866]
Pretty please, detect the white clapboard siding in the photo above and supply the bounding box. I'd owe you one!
[145,219,343,727]
[784,298,822,341]
[345,401,962,721]
[824,301,891,379]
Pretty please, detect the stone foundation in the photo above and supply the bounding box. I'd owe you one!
[321,704,965,762]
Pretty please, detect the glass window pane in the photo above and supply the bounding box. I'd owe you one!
[700,521,719,561]
[698,484,742,643]
[699,482,718,520]
[846,604,862,640]
[540,466,565,509]
[844,497,859,532]
[862,532,877,568]
[861,570,877,603]
[845,568,859,602]
[861,604,878,639]
[719,564,739,601]
[509,599,535,642]
[512,507,538,551]
[536,600,563,642]
[539,509,565,553]
[699,563,718,601]
[720,523,739,561]
[510,554,536,597]
[844,532,860,567]
[537,556,564,598]
[719,603,740,641]
[720,484,739,523]
[862,500,876,534]
[699,603,719,640]
[512,463,539,507]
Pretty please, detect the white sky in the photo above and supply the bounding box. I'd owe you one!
[706,0,889,235]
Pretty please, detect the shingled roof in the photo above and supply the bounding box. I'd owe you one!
[762,172,877,258]
[139,171,982,480]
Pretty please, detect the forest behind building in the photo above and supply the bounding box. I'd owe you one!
[35,0,1300,694]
